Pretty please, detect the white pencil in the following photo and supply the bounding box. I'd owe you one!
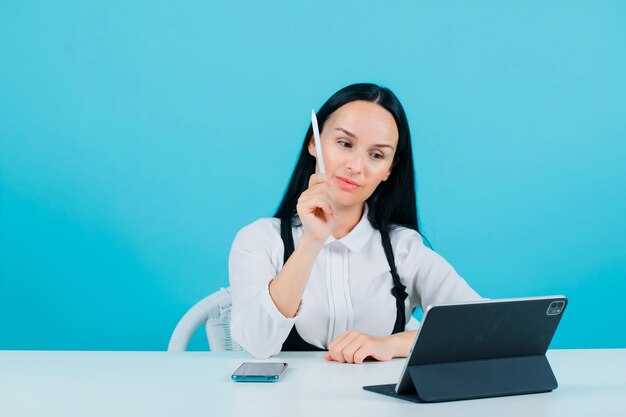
[311,109,325,173]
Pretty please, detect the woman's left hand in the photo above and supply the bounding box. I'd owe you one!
[325,331,397,364]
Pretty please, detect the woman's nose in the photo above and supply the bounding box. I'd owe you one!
[346,154,364,172]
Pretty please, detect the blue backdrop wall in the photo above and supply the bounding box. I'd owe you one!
[1,1,625,350]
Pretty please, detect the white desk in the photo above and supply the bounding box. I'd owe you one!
[1,349,625,417]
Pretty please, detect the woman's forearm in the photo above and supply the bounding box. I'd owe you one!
[268,235,324,318]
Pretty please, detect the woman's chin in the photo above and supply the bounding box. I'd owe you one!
[333,196,367,212]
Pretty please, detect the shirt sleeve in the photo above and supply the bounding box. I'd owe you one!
[392,227,482,313]
[228,219,297,358]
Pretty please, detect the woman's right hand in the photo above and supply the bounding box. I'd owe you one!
[296,173,337,243]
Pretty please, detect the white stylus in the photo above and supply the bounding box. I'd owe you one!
[311,109,325,173]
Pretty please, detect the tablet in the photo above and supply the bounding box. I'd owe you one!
[364,295,567,402]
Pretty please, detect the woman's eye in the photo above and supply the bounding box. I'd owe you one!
[371,153,384,160]
[337,140,351,148]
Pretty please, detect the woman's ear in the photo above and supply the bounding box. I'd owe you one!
[307,135,316,157]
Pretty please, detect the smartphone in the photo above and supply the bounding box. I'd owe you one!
[231,362,288,382]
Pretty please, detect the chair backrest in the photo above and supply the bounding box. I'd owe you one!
[168,287,243,352]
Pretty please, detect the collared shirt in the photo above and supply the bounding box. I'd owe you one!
[229,207,481,359]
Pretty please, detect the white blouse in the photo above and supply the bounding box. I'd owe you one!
[229,207,481,359]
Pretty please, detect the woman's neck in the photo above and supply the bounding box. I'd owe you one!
[331,204,364,240]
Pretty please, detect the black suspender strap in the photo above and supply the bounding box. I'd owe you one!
[278,218,409,351]
[280,217,295,265]
[380,228,409,334]
[279,218,324,352]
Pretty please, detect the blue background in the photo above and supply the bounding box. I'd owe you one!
[1,1,625,351]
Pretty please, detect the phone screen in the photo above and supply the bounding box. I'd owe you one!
[232,362,288,381]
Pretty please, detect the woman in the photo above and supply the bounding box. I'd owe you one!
[229,83,480,363]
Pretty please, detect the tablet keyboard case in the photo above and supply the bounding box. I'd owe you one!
[364,297,566,402]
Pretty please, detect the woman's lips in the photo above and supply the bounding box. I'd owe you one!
[336,176,360,191]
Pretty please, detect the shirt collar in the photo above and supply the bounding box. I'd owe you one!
[324,204,375,253]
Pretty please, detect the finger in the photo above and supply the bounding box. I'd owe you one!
[354,346,372,364]
[302,182,338,216]
[299,194,335,217]
[301,199,334,218]
[365,344,393,363]
[305,183,334,203]
[308,173,332,188]
[327,331,351,351]
[328,344,347,363]
[312,181,338,211]
[329,332,359,363]
[327,333,350,363]
[310,192,338,219]
[341,337,366,364]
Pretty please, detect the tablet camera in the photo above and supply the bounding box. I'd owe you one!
[546,301,565,316]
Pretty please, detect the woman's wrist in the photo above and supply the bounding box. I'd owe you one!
[298,233,327,254]
[387,331,417,358]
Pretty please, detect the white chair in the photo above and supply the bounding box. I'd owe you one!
[168,287,243,352]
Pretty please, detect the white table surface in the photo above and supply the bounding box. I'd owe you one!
[1,349,625,417]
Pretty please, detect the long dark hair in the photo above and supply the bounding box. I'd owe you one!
[274,83,421,235]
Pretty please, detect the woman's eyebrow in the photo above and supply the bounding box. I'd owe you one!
[335,127,357,139]
[335,127,395,150]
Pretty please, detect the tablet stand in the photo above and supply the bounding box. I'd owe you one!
[407,354,558,402]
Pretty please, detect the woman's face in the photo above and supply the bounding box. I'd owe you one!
[308,100,399,210]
